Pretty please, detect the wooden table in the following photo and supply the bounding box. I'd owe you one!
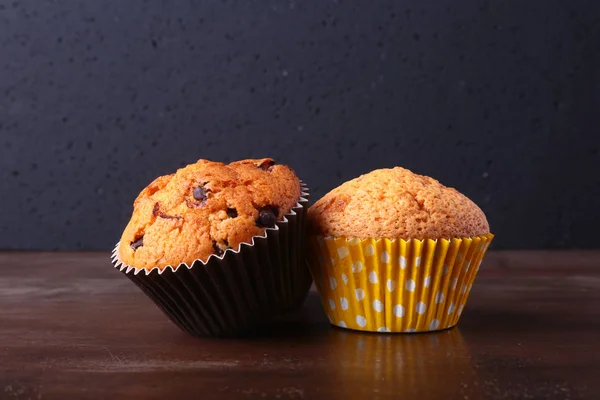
[1,251,599,400]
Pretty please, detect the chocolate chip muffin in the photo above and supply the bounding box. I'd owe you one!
[112,157,311,337]
[308,167,489,239]
[306,167,493,333]
[118,158,301,270]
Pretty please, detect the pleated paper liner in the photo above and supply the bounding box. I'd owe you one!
[328,328,480,397]
[111,184,311,338]
[307,233,494,333]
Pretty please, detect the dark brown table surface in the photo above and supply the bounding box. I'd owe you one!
[1,251,599,400]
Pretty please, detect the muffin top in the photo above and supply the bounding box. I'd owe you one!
[118,158,301,270]
[308,167,489,239]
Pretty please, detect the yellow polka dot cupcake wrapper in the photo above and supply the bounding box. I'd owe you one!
[307,234,494,333]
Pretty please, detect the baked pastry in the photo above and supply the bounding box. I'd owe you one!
[118,158,300,270]
[112,158,311,337]
[306,167,493,333]
[308,167,489,239]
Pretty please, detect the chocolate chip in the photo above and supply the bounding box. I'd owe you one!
[193,186,207,202]
[226,207,238,218]
[258,159,275,171]
[256,206,279,228]
[130,237,144,250]
[184,199,197,209]
[212,241,224,256]
[159,213,181,220]
[153,202,181,219]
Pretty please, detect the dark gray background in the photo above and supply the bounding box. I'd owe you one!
[1,0,599,250]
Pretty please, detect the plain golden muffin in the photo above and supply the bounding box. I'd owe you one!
[308,167,489,239]
[119,158,301,270]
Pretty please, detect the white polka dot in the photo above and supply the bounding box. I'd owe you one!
[329,277,337,290]
[355,288,365,301]
[330,257,335,266]
[356,315,367,327]
[405,279,416,292]
[458,305,465,315]
[386,279,396,292]
[380,251,390,263]
[377,327,391,332]
[435,292,444,304]
[399,256,407,269]
[365,245,375,256]
[337,247,349,259]
[415,256,421,267]
[442,264,449,275]
[340,297,349,310]
[341,273,348,285]
[451,278,458,290]
[369,271,378,283]
[338,321,347,328]
[351,261,363,273]
[347,238,360,245]
[416,302,427,314]
[460,284,468,294]
[405,328,417,333]
[393,304,405,317]
[424,276,431,288]
[429,319,440,330]
[448,302,455,314]
[372,299,383,312]
[328,299,336,310]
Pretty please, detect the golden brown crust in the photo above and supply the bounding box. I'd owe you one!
[118,158,301,270]
[308,167,489,240]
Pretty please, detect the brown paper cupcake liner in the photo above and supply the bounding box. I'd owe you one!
[111,183,311,337]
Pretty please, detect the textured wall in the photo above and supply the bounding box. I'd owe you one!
[1,0,599,250]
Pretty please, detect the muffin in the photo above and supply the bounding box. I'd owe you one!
[306,167,493,333]
[111,158,311,337]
